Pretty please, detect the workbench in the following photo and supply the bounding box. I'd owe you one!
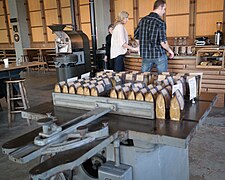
[2,92,217,180]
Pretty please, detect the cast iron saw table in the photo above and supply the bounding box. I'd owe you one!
[2,92,217,180]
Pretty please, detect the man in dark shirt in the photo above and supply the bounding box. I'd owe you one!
[134,0,174,73]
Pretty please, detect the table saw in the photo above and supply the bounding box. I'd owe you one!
[2,92,217,180]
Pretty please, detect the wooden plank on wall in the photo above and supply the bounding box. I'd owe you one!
[29,11,42,27]
[0,16,6,29]
[80,5,90,23]
[125,20,134,37]
[31,27,44,42]
[166,15,189,37]
[28,0,41,11]
[196,12,223,36]
[196,0,224,12]
[0,1,4,15]
[138,0,154,18]
[80,0,89,5]
[166,0,190,15]
[43,0,57,9]
[114,0,133,18]
[47,27,56,42]
[0,30,8,43]
[60,0,70,7]
[62,7,72,24]
[45,9,58,26]
[81,23,91,40]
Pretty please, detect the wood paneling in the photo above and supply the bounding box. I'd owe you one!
[29,11,42,27]
[138,0,154,18]
[5,0,9,12]
[0,1,4,15]
[60,0,70,7]
[43,0,57,9]
[196,0,224,12]
[166,0,190,15]
[196,12,223,36]
[81,23,91,40]
[79,0,89,5]
[0,30,8,43]
[166,15,189,37]
[125,20,134,37]
[47,27,56,42]
[31,27,44,42]
[45,9,58,26]
[114,0,133,19]
[62,7,72,24]
[28,0,41,11]
[80,5,90,23]
[0,16,6,29]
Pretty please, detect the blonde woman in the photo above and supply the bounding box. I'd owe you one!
[111,11,139,72]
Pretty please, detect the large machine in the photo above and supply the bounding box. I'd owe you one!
[49,25,91,82]
[1,91,217,180]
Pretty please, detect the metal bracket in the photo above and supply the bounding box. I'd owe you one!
[95,102,117,111]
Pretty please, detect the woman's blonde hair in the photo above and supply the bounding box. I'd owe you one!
[115,11,129,25]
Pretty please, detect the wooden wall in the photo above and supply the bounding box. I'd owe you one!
[0,0,225,47]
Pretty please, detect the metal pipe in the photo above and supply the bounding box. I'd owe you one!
[70,0,77,31]
[89,0,97,66]
[114,139,120,167]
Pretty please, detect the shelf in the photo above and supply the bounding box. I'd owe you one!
[196,48,225,69]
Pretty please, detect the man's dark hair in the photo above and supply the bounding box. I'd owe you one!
[108,24,114,30]
[153,0,166,10]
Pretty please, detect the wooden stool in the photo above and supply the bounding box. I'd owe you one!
[5,78,30,127]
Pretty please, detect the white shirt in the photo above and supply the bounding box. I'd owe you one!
[110,23,128,59]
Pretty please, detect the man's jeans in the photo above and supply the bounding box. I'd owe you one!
[141,54,168,73]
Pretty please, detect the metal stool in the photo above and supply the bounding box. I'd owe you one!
[5,78,30,127]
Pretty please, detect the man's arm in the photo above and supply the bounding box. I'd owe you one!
[160,41,174,59]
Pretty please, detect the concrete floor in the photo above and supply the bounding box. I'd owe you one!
[0,71,225,180]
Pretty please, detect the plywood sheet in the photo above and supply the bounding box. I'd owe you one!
[196,12,223,36]
[60,0,70,7]
[79,0,89,5]
[29,11,42,27]
[0,1,4,15]
[166,0,190,15]
[197,0,223,12]
[114,0,133,19]
[0,16,6,29]
[47,27,56,42]
[45,9,58,26]
[28,0,41,11]
[166,15,189,37]
[62,7,72,24]
[31,27,44,42]
[138,0,154,18]
[124,19,134,37]
[43,0,57,9]
[80,5,90,23]
[81,23,91,40]
[0,30,8,43]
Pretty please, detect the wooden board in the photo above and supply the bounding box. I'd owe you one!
[166,0,190,15]
[43,0,57,9]
[166,15,189,37]
[196,12,223,36]
[138,0,154,18]
[29,11,42,27]
[31,27,44,42]
[28,0,41,11]
[45,9,59,26]
[196,0,224,12]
